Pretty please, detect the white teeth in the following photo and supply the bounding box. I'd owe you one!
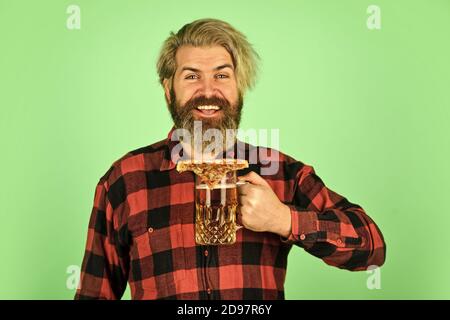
[196,105,220,110]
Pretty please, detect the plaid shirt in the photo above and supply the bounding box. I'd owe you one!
[75,128,386,300]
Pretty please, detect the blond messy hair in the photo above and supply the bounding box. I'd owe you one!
[156,18,260,96]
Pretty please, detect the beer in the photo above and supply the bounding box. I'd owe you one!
[195,183,239,245]
[176,158,248,245]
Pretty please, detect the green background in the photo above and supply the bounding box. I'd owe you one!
[1,0,449,299]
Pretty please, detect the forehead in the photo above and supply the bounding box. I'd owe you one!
[175,45,234,71]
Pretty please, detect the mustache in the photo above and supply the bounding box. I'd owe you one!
[184,95,231,110]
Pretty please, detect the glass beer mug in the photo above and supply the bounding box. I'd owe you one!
[194,170,244,245]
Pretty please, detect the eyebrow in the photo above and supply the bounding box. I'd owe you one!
[214,64,234,71]
[180,64,234,73]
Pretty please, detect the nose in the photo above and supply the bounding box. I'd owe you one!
[199,77,217,98]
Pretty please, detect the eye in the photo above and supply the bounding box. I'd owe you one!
[185,74,199,80]
[216,74,229,79]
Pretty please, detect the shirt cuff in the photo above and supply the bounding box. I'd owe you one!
[280,205,318,246]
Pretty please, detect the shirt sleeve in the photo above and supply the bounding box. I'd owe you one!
[74,177,130,299]
[281,164,386,271]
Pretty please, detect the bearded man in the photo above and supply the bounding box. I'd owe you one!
[75,18,386,300]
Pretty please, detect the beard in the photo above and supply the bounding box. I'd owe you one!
[167,87,243,157]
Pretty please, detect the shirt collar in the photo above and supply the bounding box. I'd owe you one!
[160,127,179,171]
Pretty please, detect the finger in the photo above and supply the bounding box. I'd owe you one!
[238,193,250,205]
[236,206,243,226]
[237,182,251,195]
[238,185,260,201]
[237,205,250,226]
[238,171,270,187]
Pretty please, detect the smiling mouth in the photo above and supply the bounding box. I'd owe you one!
[195,105,222,116]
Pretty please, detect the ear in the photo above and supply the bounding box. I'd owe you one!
[163,79,171,105]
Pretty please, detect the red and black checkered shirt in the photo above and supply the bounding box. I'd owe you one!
[75,128,386,300]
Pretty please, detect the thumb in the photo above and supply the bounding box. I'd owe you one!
[238,171,270,187]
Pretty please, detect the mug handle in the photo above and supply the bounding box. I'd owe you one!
[236,180,248,230]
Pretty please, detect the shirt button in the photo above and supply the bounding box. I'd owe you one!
[204,250,209,257]
[299,234,306,241]
[148,227,154,233]
[207,288,211,295]
[337,239,343,245]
